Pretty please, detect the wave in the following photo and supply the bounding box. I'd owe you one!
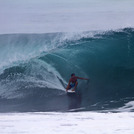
[0,28,134,112]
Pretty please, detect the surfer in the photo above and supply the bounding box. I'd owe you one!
[66,73,89,91]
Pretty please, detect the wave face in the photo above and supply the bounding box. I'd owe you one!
[0,28,134,112]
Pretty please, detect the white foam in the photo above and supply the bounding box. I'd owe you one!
[0,59,66,99]
[0,112,134,134]
[116,101,134,112]
[0,0,134,34]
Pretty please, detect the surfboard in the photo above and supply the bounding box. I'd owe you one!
[67,89,76,93]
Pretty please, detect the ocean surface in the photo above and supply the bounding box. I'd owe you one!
[0,0,134,134]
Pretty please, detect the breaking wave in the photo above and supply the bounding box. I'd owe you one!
[0,28,134,112]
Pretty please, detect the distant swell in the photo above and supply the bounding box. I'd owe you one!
[0,28,134,112]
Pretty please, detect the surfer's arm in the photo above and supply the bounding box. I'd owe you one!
[77,76,89,80]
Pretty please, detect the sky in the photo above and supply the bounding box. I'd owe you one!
[0,0,134,33]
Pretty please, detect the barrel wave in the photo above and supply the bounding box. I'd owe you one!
[0,28,134,112]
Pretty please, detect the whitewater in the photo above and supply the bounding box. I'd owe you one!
[0,0,134,134]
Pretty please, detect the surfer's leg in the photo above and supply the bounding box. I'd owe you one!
[72,81,78,91]
[66,84,71,91]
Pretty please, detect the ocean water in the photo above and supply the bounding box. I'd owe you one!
[0,0,134,133]
[0,28,134,112]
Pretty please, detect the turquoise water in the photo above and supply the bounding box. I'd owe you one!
[0,28,134,112]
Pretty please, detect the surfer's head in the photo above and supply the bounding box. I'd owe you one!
[71,73,75,77]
